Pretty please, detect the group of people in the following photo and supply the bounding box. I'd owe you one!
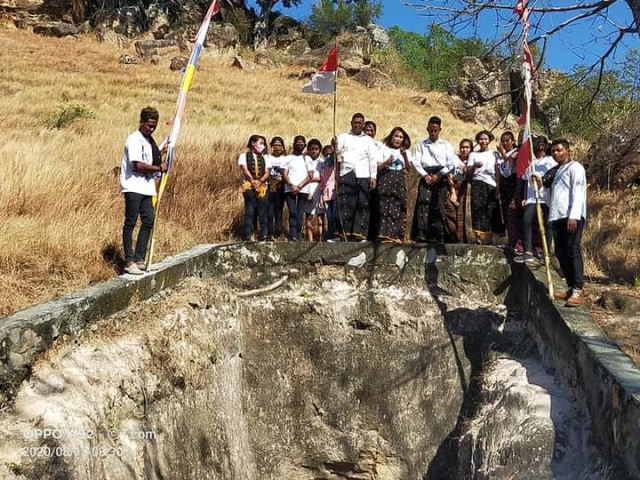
[237,113,587,306]
[120,107,587,307]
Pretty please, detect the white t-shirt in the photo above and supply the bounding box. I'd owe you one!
[497,148,519,177]
[284,154,312,193]
[120,130,158,197]
[302,157,324,195]
[412,138,457,177]
[523,156,557,205]
[336,132,379,179]
[467,150,500,187]
[379,146,412,171]
[548,160,587,222]
[237,152,272,182]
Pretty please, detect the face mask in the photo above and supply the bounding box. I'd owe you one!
[254,144,265,154]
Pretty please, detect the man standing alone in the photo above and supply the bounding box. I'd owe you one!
[547,138,587,307]
[120,107,167,275]
[332,113,379,241]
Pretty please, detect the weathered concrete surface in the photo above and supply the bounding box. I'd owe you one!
[510,263,640,478]
[0,242,638,479]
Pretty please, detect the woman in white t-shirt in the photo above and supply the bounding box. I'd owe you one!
[237,134,271,241]
[467,130,502,245]
[303,138,325,241]
[266,136,287,239]
[283,135,312,241]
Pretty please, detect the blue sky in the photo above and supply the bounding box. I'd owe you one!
[285,0,639,73]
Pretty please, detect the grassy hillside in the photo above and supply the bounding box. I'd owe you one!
[0,28,638,318]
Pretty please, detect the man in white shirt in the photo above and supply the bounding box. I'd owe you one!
[332,113,379,241]
[410,116,458,242]
[547,138,587,307]
[120,107,167,275]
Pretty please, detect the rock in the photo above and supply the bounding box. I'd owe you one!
[597,290,640,314]
[351,66,394,89]
[451,56,511,114]
[119,54,138,65]
[255,53,275,68]
[286,39,309,58]
[96,28,129,49]
[293,33,371,75]
[268,15,305,48]
[169,55,188,71]
[367,23,390,49]
[148,4,170,39]
[232,56,256,72]
[134,39,178,61]
[33,22,78,37]
[410,95,429,106]
[206,22,240,56]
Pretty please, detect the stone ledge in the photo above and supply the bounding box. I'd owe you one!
[512,263,640,477]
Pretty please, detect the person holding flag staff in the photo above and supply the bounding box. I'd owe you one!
[120,107,167,275]
[546,139,587,307]
[331,113,379,242]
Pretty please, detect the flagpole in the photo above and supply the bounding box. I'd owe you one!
[332,42,347,241]
[515,0,554,298]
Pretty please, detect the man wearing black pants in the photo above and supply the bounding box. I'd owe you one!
[119,107,167,275]
[547,139,587,307]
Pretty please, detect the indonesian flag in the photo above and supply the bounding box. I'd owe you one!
[302,46,338,94]
[514,0,535,177]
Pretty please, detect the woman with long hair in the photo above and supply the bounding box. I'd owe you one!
[467,130,502,245]
[376,126,411,242]
[238,134,270,241]
[266,136,287,239]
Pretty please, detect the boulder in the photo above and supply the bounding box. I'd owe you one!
[96,28,129,49]
[268,15,305,48]
[232,55,256,72]
[367,23,390,49]
[205,22,240,56]
[451,56,511,114]
[351,66,394,89]
[255,52,275,68]
[170,56,188,71]
[134,39,179,61]
[33,22,78,37]
[286,39,309,58]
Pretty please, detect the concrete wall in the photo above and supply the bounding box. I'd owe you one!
[509,264,640,478]
[1,242,639,477]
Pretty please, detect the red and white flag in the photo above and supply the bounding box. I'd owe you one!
[302,46,338,94]
[514,0,535,177]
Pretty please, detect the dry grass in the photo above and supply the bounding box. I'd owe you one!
[0,29,482,315]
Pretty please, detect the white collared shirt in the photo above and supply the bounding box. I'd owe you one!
[336,131,379,179]
[411,137,457,177]
[548,160,587,222]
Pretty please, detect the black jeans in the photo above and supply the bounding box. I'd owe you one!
[123,192,155,263]
[552,217,585,290]
[243,191,268,240]
[267,188,285,237]
[285,192,306,240]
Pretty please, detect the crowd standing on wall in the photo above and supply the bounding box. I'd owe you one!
[118,107,588,308]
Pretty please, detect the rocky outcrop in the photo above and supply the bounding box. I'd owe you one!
[205,22,240,56]
[33,21,77,37]
[448,56,511,115]
[134,39,179,61]
[268,15,305,49]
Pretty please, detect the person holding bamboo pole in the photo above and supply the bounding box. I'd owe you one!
[119,107,168,275]
[543,138,587,307]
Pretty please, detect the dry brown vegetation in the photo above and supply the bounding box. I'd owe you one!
[0,29,639,368]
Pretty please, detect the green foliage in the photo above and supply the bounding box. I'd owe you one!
[545,52,638,138]
[388,24,489,90]
[46,103,95,129]
[308,0,383,44]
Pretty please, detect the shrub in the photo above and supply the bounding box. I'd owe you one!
[46,103,95,129]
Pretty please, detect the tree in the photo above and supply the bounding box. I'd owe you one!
[253,0,304,50]
[399,0,640,89]
[308,0,383,44]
